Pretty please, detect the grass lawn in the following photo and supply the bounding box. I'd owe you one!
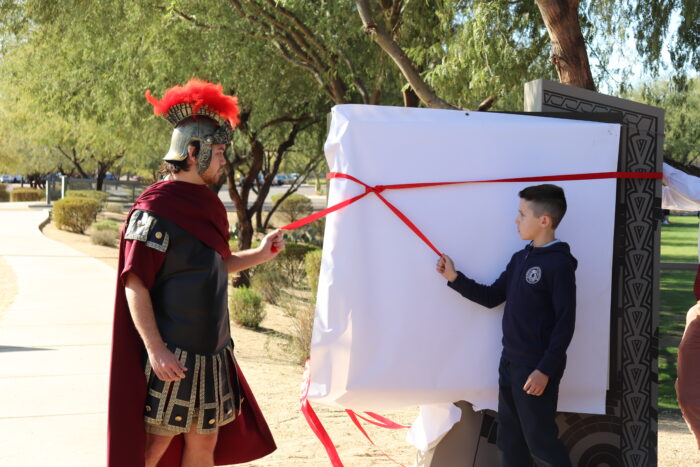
[660,215,699,408]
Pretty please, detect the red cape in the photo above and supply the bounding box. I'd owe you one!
[107,180,276,466]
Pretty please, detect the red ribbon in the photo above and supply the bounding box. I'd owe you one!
[295,170,661,465]
[300,359,410,467]
[300,360,344,466]
[281,171,661,256]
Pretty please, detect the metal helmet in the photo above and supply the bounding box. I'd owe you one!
[163,115,220,162]
[145,79,240,173]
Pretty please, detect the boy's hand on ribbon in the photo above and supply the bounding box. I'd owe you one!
[436,254,458,282]
[523,369,549,396]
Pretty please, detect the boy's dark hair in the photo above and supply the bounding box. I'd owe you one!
[518,184,567,229]
[158,141,200,176]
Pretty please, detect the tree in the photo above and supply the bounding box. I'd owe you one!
[351,0,698,108]
[629,78,700,165]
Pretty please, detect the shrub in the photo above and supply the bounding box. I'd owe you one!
[91,219,121,232]
[66,189,108,208]
[271,193,313,223]
[251,262,285,305]
[53,198,100,233]
[91,229,119,247]
[286,218,325,246]
[90,219,121,246]
[289,300,316,365]
[104,202,125,213]
[278,242,319,288]
[10,188,44,202]
[305,250,323,300]
[230,287,266,329]
[0,185,8,202]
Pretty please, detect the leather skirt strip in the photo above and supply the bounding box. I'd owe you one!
[143,341,241,434]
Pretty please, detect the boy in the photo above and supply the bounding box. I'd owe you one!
[436,184,576,467]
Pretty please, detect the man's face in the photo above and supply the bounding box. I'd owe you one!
[199,144,227,185]
[515,199,544,241]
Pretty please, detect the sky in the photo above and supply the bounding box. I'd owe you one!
[594,11,697,95]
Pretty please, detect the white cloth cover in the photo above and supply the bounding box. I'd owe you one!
[406,403,462,452]
[309,104,620,415]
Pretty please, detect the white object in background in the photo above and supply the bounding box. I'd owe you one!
[662,163,700,211]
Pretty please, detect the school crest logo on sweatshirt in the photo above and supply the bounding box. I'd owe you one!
[525,266,541,284]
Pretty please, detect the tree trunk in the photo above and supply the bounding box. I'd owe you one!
[402,87,420,107]
[233,216,254,287]
[224,161,254,288]
[95,173,105,191]
[535,0,596,91]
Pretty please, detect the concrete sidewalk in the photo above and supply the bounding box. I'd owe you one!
[0,202,114,466]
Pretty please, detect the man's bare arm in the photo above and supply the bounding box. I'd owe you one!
[226,229,285,274]
[124,272,187,381]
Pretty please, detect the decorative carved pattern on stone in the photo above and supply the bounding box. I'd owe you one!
[525,80,661,467]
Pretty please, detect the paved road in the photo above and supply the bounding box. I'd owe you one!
[3,181,329,211]
[0,202,113,466]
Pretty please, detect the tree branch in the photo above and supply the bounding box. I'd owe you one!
[477,96,496,111]
[339,49,369,104]
[259,113,314,131]
[247,0,327,70]
[354,0,458,110]
[171,9,213,30]
[56,146,89,178]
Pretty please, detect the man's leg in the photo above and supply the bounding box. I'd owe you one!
[497,357,533,467]
[182,427,219,467]
[509,363,571,467]
[145,432,175,467]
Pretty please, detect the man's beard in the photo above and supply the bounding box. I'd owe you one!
[201,167,224,185]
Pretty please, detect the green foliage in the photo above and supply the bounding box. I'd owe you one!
[0,184,8,202]
[53,198,100,233]
[305,249,323,300]
[104,202,125,214]
[90,228,119,247]
[91,219,120,232]
[401,1,554,110]
[659,215,699,408]
[271,193,313,223]
[280,242,319,261]
[230,287,266,329]
[66,189,109,206]
[9,187,44,201]
[288,299,316,365]
[90,219,120,246]
[278,242,320,288]
[251,262,285,305]
[627,78,700,164]
[285,218,325,247]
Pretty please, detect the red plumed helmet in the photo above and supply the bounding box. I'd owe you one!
[145,78,240,129]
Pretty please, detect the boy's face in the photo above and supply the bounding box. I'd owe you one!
[515,199,547,241]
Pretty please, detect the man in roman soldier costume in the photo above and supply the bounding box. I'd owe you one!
[108,79,281,467]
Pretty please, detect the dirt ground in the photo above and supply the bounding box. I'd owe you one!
[659,410,700,466]
[36,219,700,466]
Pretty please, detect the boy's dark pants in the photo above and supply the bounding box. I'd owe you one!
[497,356,572,467]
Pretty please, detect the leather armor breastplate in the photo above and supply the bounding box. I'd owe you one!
[149,215,230,354]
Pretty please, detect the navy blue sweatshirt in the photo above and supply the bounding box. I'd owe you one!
[447,241,577,377]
